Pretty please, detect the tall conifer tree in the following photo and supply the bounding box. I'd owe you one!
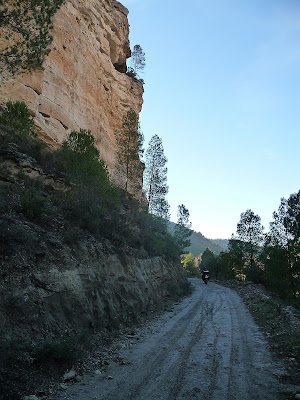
[115,109,143,193]
[131,45,146,75]
[174,204,192,252]
[143,135,169,219]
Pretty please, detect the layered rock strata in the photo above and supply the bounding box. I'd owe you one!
[0,0,143,174]
[0,147,70,191]
[0,234,189,342]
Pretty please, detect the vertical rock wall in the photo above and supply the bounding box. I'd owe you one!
[0,0,143,173]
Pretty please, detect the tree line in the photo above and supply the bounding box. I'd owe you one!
[115,106,192,255]
[182,197,300,307]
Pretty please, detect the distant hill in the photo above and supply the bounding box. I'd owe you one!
[187,231,224,256]
[211,239,229,252]
[168,222,226,256]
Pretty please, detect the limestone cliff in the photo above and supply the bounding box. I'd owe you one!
[0,0,143,173]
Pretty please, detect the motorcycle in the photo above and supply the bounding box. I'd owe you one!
[201,270,209,284]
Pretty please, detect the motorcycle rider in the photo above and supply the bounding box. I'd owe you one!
[201,268,210,283]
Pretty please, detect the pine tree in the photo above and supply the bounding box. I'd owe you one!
[131,44,146,75]
[143,135,169,219]
[232,209,264,281]
[115,109,144,193]
[265,191,300,298]
[175,204,192,252]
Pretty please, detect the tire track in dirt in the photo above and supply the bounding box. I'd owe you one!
[124,286,209,400]
[52,280,291,400]
[165,295,214,400]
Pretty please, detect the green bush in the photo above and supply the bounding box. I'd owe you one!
[181,253,199,276]
[0,100,61,173]
[0,100,34,137]
[58,129,122,237]
[17,184,46,221]
[60,129,112,187]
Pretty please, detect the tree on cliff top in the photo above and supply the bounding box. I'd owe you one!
[131,45,146,75]
[115,109,144,194]
[127,45,146,83]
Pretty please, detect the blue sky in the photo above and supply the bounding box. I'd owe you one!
[121,0,300,239]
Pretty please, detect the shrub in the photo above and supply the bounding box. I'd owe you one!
[126,67,137,78]
[181,253,199,277]
[58,129,122,237]
[62,129,99,159]
[0,100,34,137]
[60,129,110,184]
[17,185,46,221]
[0,100,61,173]
[33,330,90,366]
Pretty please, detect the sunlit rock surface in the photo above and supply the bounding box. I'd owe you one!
[0,0,143,173]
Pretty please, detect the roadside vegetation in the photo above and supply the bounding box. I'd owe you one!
[188,204,300,309]
[0,100,192,262]
[181,197,300,310]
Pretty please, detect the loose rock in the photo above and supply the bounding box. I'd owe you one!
[63,370,76,382]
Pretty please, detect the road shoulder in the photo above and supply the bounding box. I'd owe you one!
[218,279,300,399]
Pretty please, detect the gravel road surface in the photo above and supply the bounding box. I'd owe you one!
[53,279,291,400]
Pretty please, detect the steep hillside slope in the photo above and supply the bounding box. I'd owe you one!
[0,144,190,398]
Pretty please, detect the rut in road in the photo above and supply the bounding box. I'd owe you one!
[52,280,289,400]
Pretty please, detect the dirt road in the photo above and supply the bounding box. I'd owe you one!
[52,279,294,400]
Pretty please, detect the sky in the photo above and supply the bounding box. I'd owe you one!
[121,0,300,239]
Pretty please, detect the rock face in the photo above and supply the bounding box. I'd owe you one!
[0,231,189,343]
[0,147,69,191]
[0,0,143,174]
